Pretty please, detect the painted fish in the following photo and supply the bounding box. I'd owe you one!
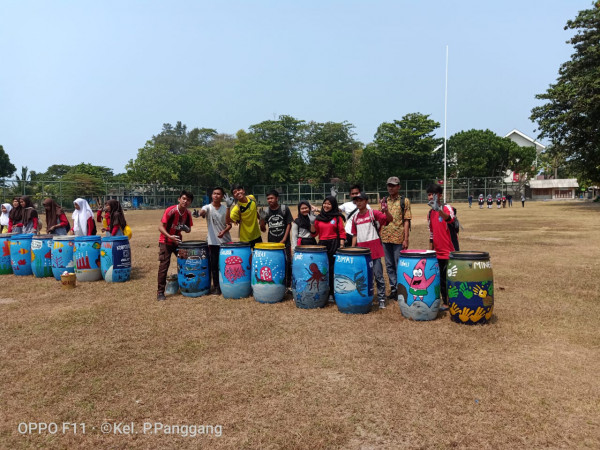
[17,259,26,265]
[334,274,357,293]
[68,241,74,247]
[45,251,51,259]
[18,248,29,255]
[92,242,101,249]
[31,253,36,261]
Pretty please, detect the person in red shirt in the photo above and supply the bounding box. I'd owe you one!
[106,200,127,236]
[426,183,458,310]
[157,190,194,301]
[43,198,70,235]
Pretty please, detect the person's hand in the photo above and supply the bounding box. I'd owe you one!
[427,194,440,211]
[258,207,268,221]
[217,230,226,239]
[330,186,338,198]
[402,238,409,250]
[380,196,388,212]
[308,213,316,225]
[170,234,182,243]
[224,194,235,208]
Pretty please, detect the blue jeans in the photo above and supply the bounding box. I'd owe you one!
[373,258,386,301]
[382,242,402,288]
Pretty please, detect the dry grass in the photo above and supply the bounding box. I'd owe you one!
[1,201,599,449]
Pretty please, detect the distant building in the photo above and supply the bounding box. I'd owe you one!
[503,129,546,183]
[529,178,579,200]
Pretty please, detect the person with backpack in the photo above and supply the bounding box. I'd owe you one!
[43,198,70,235]
[339,184,369,247]
[227,184,261,248]
[157,190,194,301]
[426,183,459,311]
[351,192,393,309]
[379,176,412,301]
[72,198,96,236]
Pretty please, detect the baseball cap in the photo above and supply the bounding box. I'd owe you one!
[355,192,368,201]
[387,176,400,185]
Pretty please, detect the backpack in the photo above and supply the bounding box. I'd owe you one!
[429,205,460,251]
[353,209,382,241]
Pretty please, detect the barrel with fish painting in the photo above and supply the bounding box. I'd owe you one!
[31,235,54,278]
[74,236,102,282]
[0,233,16,275]
[251,243,286,303]
[9,233,35,276]
[333,247,373,314]
[177,240,210,297]
[52,235,76,280]
[396,249,440,321]
[292,245,329,309]
[219,242,252,299]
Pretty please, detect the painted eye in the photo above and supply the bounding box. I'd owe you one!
[413,269,423,277]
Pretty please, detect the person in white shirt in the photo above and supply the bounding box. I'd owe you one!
[338,184,370,247]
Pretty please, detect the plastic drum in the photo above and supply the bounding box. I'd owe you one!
[219,242,252,299]
[31,234,54,278]
[251,243,286,303]
[73,236,102,282]
[447,251,494,325]
[0,233,16,275]
[9,233,34,276]
[333,247,373,314]
[292,245,329,309]
[177,240,210,297]
[101,235,132,282]
[396,249,440,320]
[52,235,76,280]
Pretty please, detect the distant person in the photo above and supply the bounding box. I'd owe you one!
[8,197,22,233]
[521,194,525,207]
[72,198,96,236]
[96,202,110,235]
[43,198,69,235]
[106,200,127,236]
[496,194,502,209]
[200,187,232,295]
[507,194,513,207]
[468,194,473,208]
[19,196,39,234]
[487,194,493,209]
[478,194,485,209]
[290,200,318,253]
[1,203,12,233]
[157,190,194,301]
[339,184,369,247]
[502,195,507,208]
[227,184,262,248]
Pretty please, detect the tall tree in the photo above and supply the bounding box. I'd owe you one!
[0,145,16,178]
[125,142,180,184]
[530,4,600,182]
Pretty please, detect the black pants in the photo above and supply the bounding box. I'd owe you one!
[157,243,178,295]
[438,258,449,304]
[320,239,340,293]
[208,245,220,290]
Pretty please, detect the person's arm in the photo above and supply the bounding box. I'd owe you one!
[403,219,410,249]
[87,217,95,236]
[33,217,39,232]
[352,235,357,247]
[428,211,434,250]
[96,209,103,222]
[8,219,12,232]
[158,221,181,243]
[290,223,298,253]
[281,222,291,244]
[338,217,346,245]
[280,208,292,243]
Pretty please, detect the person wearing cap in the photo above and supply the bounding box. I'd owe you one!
[339,184,370,247]
[379,176,412,301]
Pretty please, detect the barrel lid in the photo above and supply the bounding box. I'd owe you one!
[178,240,208,248]
[9,233,35,239]
[449,251,490,260]
[74,236,101,242]
[221,241,251,248]
[336,247,371,255]
[255,243,285,250]
[295,245,327,253]
[0,232,17,237]
[33,234,54,240]
[101,235,129,242]
[400,249,437,258]
[53,235,76,241]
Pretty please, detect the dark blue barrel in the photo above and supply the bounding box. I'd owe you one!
[292,245,329,309]
[0,233,16,275]
[9,234,34,276]
[219,242,252,299]
[333,247,373,314]
[396,249,441,321]
[101,235,131,282]
[52,235,76,280]
[177,240,210,297]
[251,243,286,303]
[74,236,102,282]
[31,235,54,278]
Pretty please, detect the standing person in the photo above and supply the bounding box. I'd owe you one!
[468,194,473,208]
[20,196,39,234]
[1,203,12,233]
[313,196,346,301]
[43,198,69,235]
[157,190,194,301]
[478,194,485,209]
[290,201,317,253]
[96,202,110,235]
[227,184,262,248]
[200,187,232,295]
[507,194,513,207]
[486,194,493,209]
[8,197,22,233]
[496,194,502,209]
[72,198,96,236]
[426,183,458,311]
[339,184,368,247]
[502,195,507,208]
[259,190,294,288]
[521,194,525,207]
[379,176,412,300]
[351,192,393,309]
[106,200,127,236]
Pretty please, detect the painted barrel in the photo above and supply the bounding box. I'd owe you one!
[100,235,131,282]
[219,242,252,299]
[52,235,76,280]
[292,245,329,309]
[251,243,286,303]
[177,240,210,297]
[31,235,54,278]
[9,234,34,276]
[333,247,373,314]
[73,236,102,282]
[396,250,441,321]
[0,233,16,275]
[447,251,494,325]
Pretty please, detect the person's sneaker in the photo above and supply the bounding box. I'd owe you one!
[379,299,386,309]
[440,303,449,311]
[387,289,397,300]
[328,295,335,303]
[213,287,222,296]
[157,293,166,301]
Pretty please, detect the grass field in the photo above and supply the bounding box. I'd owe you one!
[1,201,599,448]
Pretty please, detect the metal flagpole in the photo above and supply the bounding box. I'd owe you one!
[443,45,448,201]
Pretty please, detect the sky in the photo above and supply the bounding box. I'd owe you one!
[0,0,594,175]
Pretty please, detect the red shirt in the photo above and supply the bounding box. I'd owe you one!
[314,216,346,241]
[159,205,193,245]
[351,209,387,260]
[428,205,455,259]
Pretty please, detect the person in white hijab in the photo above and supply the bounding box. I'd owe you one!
[0,203,12,233]
[72,198,94,236]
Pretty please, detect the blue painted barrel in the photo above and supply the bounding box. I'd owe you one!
[74,236,102,282]
[333,247,373,314]
[251,243,286,303]
[292,245,329,309]
[52,235,76,280]
[9,234,34,276]
[101,235,131,282]
[177,240,210,297]
[31,235,54,278]
[0,233,16,275]
[219,242,252,299]
[397,249,441,321]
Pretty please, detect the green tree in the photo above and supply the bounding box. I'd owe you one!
[508,145,538,195]
[68,163,113,180]
[125,142,180,184]
[0,145,16,178]
[61,173,105,200]
[530,4,600,182]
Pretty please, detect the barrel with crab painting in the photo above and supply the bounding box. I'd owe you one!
[9,233,35,276]
[447,251,494,325]
[333,247,373,314]
[0,233,16,275]
[396,249,440,321]
[219,242,252,299]
[177,240,210,297]
[31,235,54,278]
[251,243,286,303]
[52,235,76,280]
[292,245,329,309]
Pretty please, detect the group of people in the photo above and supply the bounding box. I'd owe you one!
[0,196,128,237]
[156,179,460,311]
[470,193,526,209]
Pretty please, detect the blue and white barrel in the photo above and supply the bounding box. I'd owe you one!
[9,233,35,276]
[177,240,210,297]
[52,235,76,280]
[219,242,252,299]
[73,236,102,282]
[333,247,373,314]
[397,249,440,321]
[101,235,132,282]
[251,243,286,303]
[31,234,54,278]
[292,245,329,309]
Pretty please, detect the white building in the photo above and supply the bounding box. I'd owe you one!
[529,178,579,200]
[503,129,546,183]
